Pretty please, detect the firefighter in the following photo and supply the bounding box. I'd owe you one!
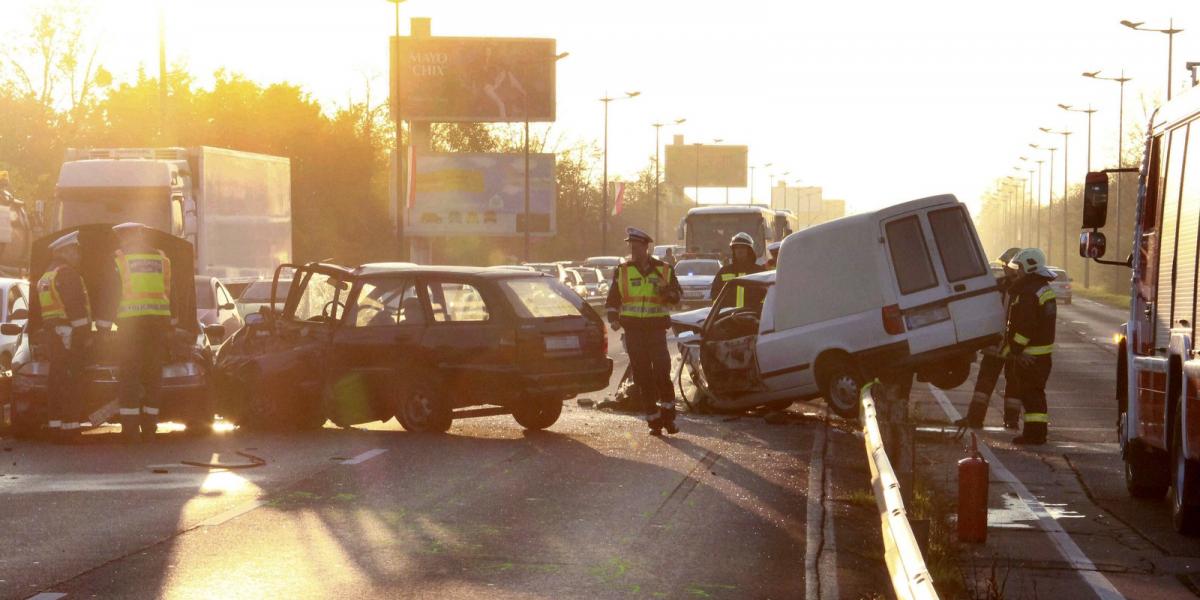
[605,227,683,435]
[36,231,91,442]
[710,232,765,303]
[108,223,174,441]
[765,241,781,270]
[955,247,1023,433]
[1005,247,1056,445]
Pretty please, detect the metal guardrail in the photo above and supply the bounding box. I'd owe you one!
[861,381,939,600]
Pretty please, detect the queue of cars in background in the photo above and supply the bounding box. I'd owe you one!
[674,259,721,308]
[1048,267,1072,304]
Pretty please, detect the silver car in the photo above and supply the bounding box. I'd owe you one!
[0,278,29,369]
[674,259,721,307]
[1048,267,1072,305]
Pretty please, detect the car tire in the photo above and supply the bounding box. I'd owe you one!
[397,378,452,433]
[1125,435,1169,499]
[929,358,972,391]
[820,358,864,419]
[1169,413,1200,534]
[512,397,563,430]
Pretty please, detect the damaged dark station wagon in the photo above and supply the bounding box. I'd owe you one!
[215,262,614,432]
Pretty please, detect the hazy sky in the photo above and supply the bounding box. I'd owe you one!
[6,0,1200,214]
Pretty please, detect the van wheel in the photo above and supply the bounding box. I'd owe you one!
[1169,414,1200,534]
[1125,437,1169,499]
[928,358,972,391]
[397,379,452,433]
[512,396,563,430]
[820,359,864,419]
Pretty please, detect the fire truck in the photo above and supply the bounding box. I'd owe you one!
[1080,83,1200,534]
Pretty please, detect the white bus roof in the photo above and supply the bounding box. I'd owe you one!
[686,205,774,216]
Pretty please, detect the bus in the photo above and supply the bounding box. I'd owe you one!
[677,205,777,264]
[773,209,799,241]
[1079,84,1200,534]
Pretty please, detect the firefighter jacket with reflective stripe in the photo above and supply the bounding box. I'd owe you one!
[710,262,766,307]
[114,250,172,319]
[37,263,91,329]
[605,257,682,329]
[1005,275,1056,356]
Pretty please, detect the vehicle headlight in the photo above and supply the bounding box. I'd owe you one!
[163,362,203,378]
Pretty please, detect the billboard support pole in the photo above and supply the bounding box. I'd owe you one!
[601,98,609,256]
[524,118,531,262]
[654,123,662,244]
[391,3,406,261]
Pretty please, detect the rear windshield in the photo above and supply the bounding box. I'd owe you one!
[527,264,559,277]
[675,260,720,276]
[928,207,987,282]
[577,269,599,284]
[240,280,292,303]
[501,277,586,319]
[885,216,939,295]
[1052,270,1068,281]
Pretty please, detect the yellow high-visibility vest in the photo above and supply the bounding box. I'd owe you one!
[115,251,172,319]
[618,263,672,319]
[720,272,749,307]
[37,267,90,326]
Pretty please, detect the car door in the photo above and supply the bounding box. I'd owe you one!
[418,277,507,405]
[214,280,243,340]
[328,276,427,425]
[881,212,956,355]
[925,205,1005,344]
[699,278,768,395]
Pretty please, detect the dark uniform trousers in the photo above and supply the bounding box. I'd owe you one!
[625,325,674,418]
[117,317,170,417]
[1012,356,1052,433]
[47,328,87,425]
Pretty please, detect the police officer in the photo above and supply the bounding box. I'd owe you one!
[108,223,174,441]
[710,232,765,303]
[605,227,683,435]
[37,231,91,442]
[765,241,782,270]
[1004,248,1056,445]
[955,247,1024,432]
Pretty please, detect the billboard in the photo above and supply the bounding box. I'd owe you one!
[407,153,556,237]
[664,144,748,187]
[391,36,557,122]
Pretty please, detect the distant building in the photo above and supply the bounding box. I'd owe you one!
[771,183,846,228]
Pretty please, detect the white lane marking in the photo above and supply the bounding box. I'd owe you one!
[820,434,839,600]
[929,386,1126,600]
[198,499,268,527]
[805,424,826,600]
[340,448,388,465]
[27,593,67,600]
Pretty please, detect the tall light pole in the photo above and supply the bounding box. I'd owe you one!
[712,138,729,203]
[387,0,409,260]
[1041,127,1071,267]
[1026,166,1036,245]
[652,117,686,244]
[600,90,640,255]
[692,142,703,206]
[1030,143,1045,247]
[1084,69,1132,261]
[1121,19,1184,100]
[520,51,569,262]
[1060,103,1097,286]
[750,162,771,203]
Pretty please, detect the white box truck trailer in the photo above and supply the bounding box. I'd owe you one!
[54,146,291,279]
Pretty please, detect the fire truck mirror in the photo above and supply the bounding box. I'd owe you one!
[1082,171,1109,230]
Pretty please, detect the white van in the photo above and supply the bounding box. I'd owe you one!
[680,194,1006,417]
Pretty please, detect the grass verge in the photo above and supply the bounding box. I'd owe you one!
[1072,286,1131,310]
[908,480,968,599]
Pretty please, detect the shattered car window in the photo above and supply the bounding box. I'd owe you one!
[502,278,584,319]
[427,282,490,322]
[352,279,423,327]
[292,272,348,322]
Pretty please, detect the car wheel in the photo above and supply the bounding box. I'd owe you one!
[929,358,972,391]
[512,396,563,430]
[1169,413,1200,534]
[397,378,452,433]
[820,358,864,419]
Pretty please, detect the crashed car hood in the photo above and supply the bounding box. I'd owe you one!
[671,307,711,330]
[29,224,198,334]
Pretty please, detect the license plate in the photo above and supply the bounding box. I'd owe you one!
[684,291,704,299]
[544,335,580,352]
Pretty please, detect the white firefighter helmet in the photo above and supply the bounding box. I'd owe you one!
[1007,247,1054,278]
[729,232,755,250]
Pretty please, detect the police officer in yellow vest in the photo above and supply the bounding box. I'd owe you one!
[37,231,91,442]
[1004,248,1057,446]
[605,227,683,435]
[710,232,765,304]
[107,223,175,441]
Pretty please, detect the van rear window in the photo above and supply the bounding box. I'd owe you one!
[501,278,585,319]
[886,216,939,295]
[928,207,987,282]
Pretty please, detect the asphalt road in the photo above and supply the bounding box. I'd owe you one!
[0,342,889,599]
[911,295,1200,598]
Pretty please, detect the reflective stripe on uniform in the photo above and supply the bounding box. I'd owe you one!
[1038,286,1056,305]
[69,317,89,328]
[1012,333,1030,345]
[47,420,62,428]
[142,406,160,416]
[656,401,674,409]
[1024,412,1049,423]
[722,272,748,307]
[118,408,140,416]
[1025,344,1053,356]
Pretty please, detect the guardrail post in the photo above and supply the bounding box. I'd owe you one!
[876,369,916,506]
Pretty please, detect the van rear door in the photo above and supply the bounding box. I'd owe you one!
[925,206,1005,344]
[882,214,956,355]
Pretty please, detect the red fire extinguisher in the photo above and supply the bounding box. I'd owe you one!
[958,432,989,543]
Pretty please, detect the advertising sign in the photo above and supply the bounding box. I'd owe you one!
[664,144,748,187]
[391,37,557,122]
[407,153,556,237]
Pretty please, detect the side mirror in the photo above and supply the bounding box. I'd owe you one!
[1082,172,1109,229]
[1080,231,1107,259]
[220,302,236,311]
[202,324,226,340]
[9,308,27,321]
[0,323,21,336]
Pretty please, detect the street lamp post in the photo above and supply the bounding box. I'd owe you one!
[1026,167,1035,244]
[1060,103,1097,285]
[1041,127,1072,268]
[652,118,686,243]
[1029,143,1045,247]
[1084,69,1132,262]
[1121,19,1185,100]
[520,52,569,262]
[600,91,640,255]
[692,142,703,206]
[387,0,408,260]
